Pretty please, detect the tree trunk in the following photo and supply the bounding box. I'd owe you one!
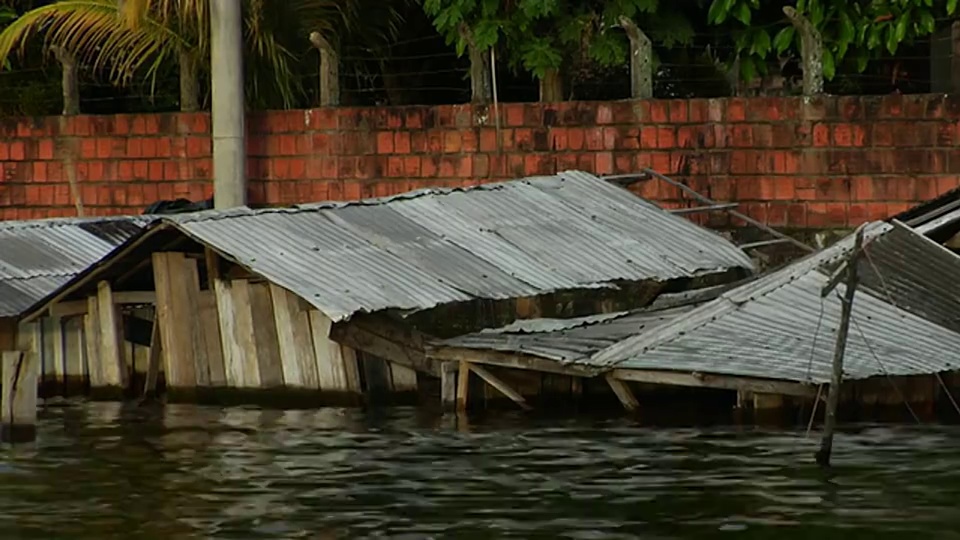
[459,25,492,104]
[179,50,200,112]
[51,46,79,115]
[619,17,653,99]
[539,68,563,102]
[783,7,824,96]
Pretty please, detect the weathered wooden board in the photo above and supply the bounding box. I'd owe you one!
[270,284,319,389]
[199,291,226,387]
[153,253,199,389]
[250,283,284,388]
[308,309,358,393]
[95,281,127,389]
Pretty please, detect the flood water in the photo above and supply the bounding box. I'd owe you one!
[2,402,960,539]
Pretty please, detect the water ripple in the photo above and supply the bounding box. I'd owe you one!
[1,402,960,539]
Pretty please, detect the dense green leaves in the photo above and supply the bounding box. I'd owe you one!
[708,0,958,82]
[423,0,681,81]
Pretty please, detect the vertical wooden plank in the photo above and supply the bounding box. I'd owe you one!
[152,253,198,390]
[456,361,470,412]
[143,316,161,398]
[213,278,244,387]
[16,322,40,384]
[389,363,418,392]
[182,257,210,388]
[83,298,100,385]
[441,362,457,411]
[51,317,66,392]
[230,280,261,388]
[96,281,127,389]
[62,316,85,390]
[340,346,362,392]
[270,284,320,389]
[308,309,351,391]
[249,283,284,388]
[0,317,16,351]
[1,351,38,443]
[40,317,57,387]
[199,291,226,387]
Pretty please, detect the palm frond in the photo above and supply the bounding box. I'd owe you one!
[0,0,189,87]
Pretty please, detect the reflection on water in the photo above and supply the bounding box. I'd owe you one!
[2,401,960,539]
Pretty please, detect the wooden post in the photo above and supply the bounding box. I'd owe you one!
[309,32,340,106]
[50,46,80,115]
[456,361,471,412]
[142,316,161,401]
[1,351,38,443]
[96,281,128,391]
[815,227,865,466]
[459,23,492,104]
[441,362,457,411]
[619,17,653,99]
[783,7,823,96]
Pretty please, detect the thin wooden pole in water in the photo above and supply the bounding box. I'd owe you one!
[816,226,865,467]
[1,350,38,443]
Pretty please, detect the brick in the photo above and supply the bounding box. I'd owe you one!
[649,101,669,123]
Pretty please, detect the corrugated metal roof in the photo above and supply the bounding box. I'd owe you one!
[440,303,700,365]
[0,215,155,317]
[163,171,754,322]
[592,221,960,383]
[434,221,960,384]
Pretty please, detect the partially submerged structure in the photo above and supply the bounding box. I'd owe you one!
[430,220,960,415]
[20,171,755,404]
[0,216,155,394]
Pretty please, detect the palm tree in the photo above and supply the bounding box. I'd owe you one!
[0,0,402,111]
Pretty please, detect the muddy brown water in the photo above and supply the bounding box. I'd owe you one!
[2,401,960,539]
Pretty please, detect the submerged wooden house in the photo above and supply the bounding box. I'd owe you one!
[430,220,960,418]
[0,216,155,396]
[20,171,756,405]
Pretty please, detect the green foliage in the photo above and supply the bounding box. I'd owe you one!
[709,0,958,81]
[423,0,694,80]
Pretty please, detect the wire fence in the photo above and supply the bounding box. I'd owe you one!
[0,28,949,115]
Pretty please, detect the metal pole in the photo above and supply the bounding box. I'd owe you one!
[210,0,246,209]
[815,226,865,467]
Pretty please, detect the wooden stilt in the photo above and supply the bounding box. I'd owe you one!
[456,360,471,412]
[606,374,639,412]
[816,226,865,467]
[468,363,531,410]
[96,280,128,390]
[142,317,161,401]
[441,362,457,411]
[1,351,38,443]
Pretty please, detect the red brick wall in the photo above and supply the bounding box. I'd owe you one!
[2,94,959,227]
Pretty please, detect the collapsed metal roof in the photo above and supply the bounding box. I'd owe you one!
[434,221,960,384]
[0,215,156,318]
[53,170,749,323]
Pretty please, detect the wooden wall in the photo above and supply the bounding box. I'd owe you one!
[150,251,388,400]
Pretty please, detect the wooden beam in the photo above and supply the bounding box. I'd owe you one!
[610,369,817,398]
[606,374,639,412]
[468,362,531,410]
[427,346,597,378]
[332,323,439,377]
[21,224,175,324]
[50,291,158,318]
